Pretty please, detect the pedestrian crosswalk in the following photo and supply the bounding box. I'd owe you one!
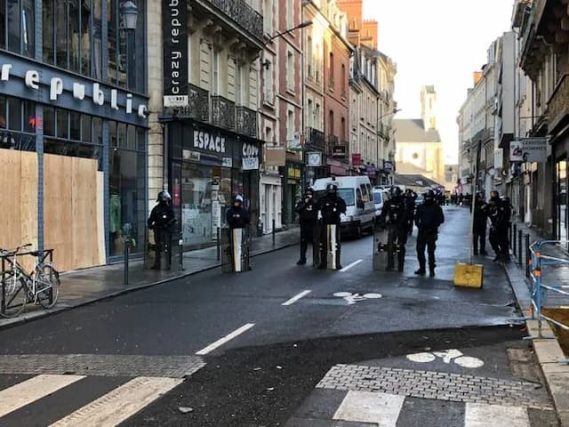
[0,374,184,426]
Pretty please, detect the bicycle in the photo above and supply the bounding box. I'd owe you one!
[0,244,60,318]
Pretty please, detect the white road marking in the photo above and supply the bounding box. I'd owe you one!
[455,356,485,369]
[363,293,383,299]
[0,375,85,418]
[195,323,255,356]
[465,403,530,427]
[282,290,312,306]
[406,352,437,363]
[333,390,404,426]
[333,292,352,297]
[50,377,182,427]
[340,259,363,272]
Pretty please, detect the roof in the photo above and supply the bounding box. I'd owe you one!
[394,174,442,188]
[393,119,441,143]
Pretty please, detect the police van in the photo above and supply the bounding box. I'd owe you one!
[312,176,375,238]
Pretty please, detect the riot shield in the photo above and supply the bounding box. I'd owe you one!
[221,227,251,273]
[312,222,322,268]
[373,225,390,271]
[317,224,341,270]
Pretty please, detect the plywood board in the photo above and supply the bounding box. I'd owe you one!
[96,172,106,266]
[0,150,22,250]
[44,154,74,271]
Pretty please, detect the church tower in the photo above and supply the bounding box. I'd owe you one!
[420,85,437,131]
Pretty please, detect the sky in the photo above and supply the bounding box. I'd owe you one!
[364,0,515,164]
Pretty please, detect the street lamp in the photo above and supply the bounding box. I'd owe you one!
[121,1,138,30]
[266,21,313,44]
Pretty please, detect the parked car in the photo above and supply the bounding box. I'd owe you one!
[313,176,375,238]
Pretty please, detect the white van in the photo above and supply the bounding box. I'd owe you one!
[372,187,391,221]
[312,176,375,238]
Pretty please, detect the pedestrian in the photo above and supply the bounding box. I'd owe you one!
[318,183,347,269]
[147,190,176,270]
[458,193,464,206]
[415,190,445,277]
[379,186,409,272]
[488,190,511,262]
[295,188,318,265]
[404,189,417,236]
[472,192,488,256]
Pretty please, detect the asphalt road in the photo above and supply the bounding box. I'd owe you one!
[0,207,558,426]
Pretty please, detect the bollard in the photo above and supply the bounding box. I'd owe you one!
[216,228,221,261]
[123,239,130,286]
[513,224,517,256]
[272,219,276,246]
[518,229,523,265]
[525,234,531,278]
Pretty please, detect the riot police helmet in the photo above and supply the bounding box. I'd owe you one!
[233,194,244,206]
[305,187,314,197]
[326,183,338,196]
[424,190,435,203]
[156,190,172,202]
[390,186,403,198]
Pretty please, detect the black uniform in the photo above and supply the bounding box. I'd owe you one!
[415,193,445,276]
[488,195,511,261]
[472,197,488,255]
[147,198,176,269]
[317,188,347,269]
[295,194,318,265]
[404,191,417,235]
[379,192,408,272]
[226,205,250,229]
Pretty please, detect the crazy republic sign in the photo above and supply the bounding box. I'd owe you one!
[163,0,188,108]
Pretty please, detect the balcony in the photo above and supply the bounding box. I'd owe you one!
[305,128,325,152]
[198,0,264,47]
[172,84,210,122]
[548,74,569,133]
[211,96,235,131]
[236,106,257,138]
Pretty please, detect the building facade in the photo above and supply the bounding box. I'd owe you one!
[152,0,264,250]
[0,0,149,271]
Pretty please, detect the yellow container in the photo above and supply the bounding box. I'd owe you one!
[454,263,484,288]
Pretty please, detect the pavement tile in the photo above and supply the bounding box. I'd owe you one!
[543,372,569,413]
[534,340,567,364]
[286,418,377,427]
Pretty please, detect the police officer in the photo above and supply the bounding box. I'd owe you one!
[404,189,417,236]
[488,190,511,262]
[472,192,488,256]
[226,195,250,229]
[379,186,409,272]
[415,190,445,277]
[295,188,318,265]
[147,190,176,270]
[318,183,347,269]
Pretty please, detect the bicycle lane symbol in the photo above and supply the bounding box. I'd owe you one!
[406,349,485,369]
[333,292,383,305]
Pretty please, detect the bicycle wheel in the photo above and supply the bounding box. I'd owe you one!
[0,271,27,318]
[36,265,60,309]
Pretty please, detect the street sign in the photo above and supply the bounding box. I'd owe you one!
[306,152,322,167]
[265,145,286,167]
[510,140,523,162]
[521,137,548,162]
[352,153,362,166]
[332,145,347,159]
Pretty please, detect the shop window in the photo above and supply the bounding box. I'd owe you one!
[23,101,35,133]
[8,97,21,131]
[0,96,6,128]
[44,107,56,136]
[0,0,5,50]
[42,0,55,63]
[126,125,136,150]
[70,112,81,140]
[57,110,69,139]
[55,1,68,68]
[92,117,103,144]
[81,115,92,142]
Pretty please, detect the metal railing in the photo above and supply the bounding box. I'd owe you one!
[529,240,569,357]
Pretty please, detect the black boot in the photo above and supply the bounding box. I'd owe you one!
[429,268,435,278]
[415,268,426,276]
[297,259,306,265]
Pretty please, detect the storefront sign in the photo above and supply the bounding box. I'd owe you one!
[352,153,362,166]
[222,157,233,167]
[494,148,503,169]
[383,160,394,172]
[366,165,376,177]
[265,145,286,167]
[162,0,188,107]
[0,63,148,118]
[332,145,347,159]
[242,142,260,170]
[520,137,548,163]
[287,165,302,180]
[306,152,322,167]
[193,130,226,153]
[510,140,523,162]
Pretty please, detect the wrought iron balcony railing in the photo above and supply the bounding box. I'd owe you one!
[206,0,264,45]
[548,74,569,132]
[236,106,257,138]
[173,84,210,122]
[211,95,235,131]
[305,128,325,151]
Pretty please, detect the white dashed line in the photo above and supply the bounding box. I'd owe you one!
[195,323,255,356]
[340,259,363,272]
[282,290,312,306]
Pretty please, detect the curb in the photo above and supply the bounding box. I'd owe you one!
[0,240,298,331]
[503,261,569,426]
